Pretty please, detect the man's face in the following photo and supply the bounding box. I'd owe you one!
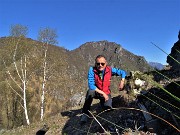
[95,57,107,71]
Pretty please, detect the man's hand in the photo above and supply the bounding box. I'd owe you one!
[103,93,109,101]
[119,79,125,91]
[95,88,109,101]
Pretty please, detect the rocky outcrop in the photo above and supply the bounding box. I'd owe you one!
[167,31,180,72]
[70,40,152,73]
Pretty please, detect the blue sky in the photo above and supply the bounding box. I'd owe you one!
[0,0,179,64]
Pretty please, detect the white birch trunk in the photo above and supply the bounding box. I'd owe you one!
[40,45,47,121]
[40,81,45,120]
[23,56,30,125]
[23,80,30,125]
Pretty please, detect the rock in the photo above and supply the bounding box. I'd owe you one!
[36,124,49,135]
[69,92,85,107]
[167,31,180,72]
[135,78,146,87]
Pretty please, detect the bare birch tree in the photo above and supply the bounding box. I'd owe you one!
[38,27,58,121]
[10,24,28,37]
[4,24,30,125]
[5,48,30,125]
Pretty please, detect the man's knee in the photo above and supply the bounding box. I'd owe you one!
[86,90,96,98]
[104,98,112,108]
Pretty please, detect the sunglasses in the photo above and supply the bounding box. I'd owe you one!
[96,63,105,66]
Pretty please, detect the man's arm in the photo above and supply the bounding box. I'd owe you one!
[95,88,109,101]
[88,67,109,101]
[88,67,96,90]
[119,78,125,91]
[111,67,126,91]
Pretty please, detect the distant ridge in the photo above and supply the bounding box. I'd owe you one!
[148,61,164,70]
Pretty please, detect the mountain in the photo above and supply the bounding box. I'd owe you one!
[69,40,152,73]
[0,37,179,135]
[148,62,164,70]
[0,37,151,130]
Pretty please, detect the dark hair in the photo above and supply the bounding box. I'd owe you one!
[95,55,106,61]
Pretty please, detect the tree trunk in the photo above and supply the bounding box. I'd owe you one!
[23,80,30,125]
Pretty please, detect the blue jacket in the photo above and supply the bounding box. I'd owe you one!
[88,66,126,91]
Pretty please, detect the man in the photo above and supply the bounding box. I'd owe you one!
[81,55,126,123]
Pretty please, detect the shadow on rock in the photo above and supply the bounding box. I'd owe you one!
[60,95,139,135]
[36,124,49,135]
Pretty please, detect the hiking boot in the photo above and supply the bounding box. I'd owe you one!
[80,114,89,124]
